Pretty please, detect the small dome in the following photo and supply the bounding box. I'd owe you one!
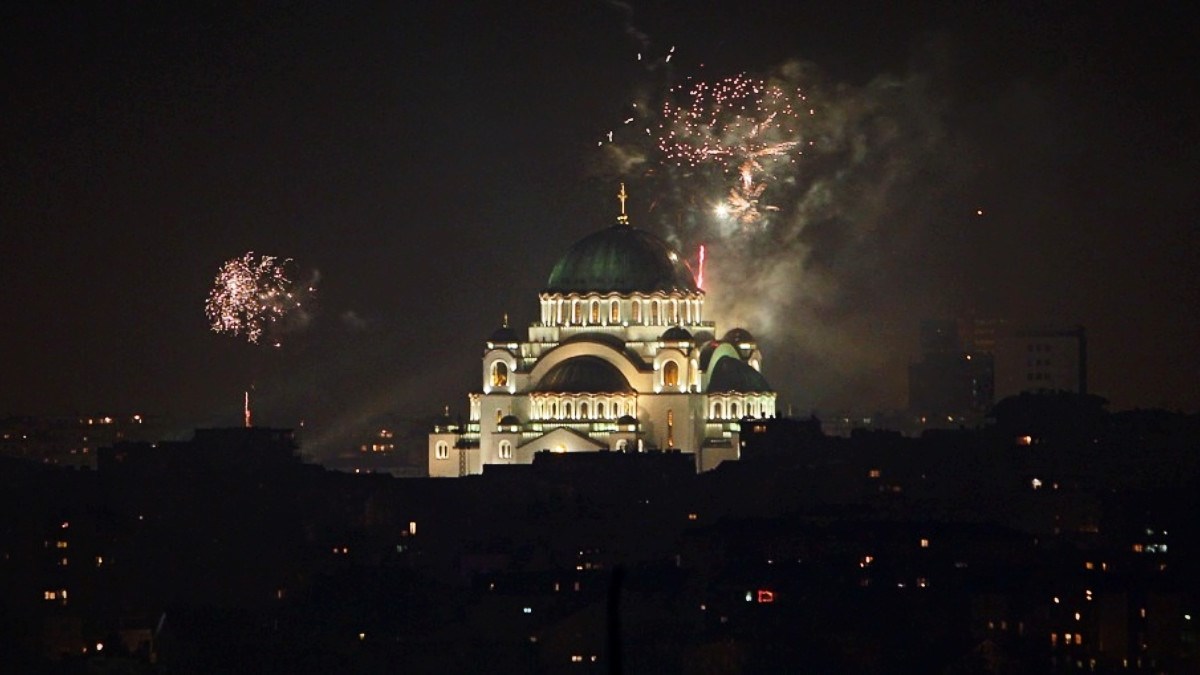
[546,225,698,294]
[661,326,693,341]
[616,414,638,426]
[707,356,772,393]
[535,356,634,393]
[489,325,520,343]
[722,328,755,344]
[498,414,521,426]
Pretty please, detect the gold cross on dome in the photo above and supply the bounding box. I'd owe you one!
[617,182,629,225]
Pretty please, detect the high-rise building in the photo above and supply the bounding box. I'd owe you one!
[908,319,1087,421]
[991,326,1087,402]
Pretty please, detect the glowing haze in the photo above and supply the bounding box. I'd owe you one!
[600,56,957,410]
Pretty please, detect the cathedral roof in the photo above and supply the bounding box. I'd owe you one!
[534,356,634,393]
[707,356,773,393]
[545,225,699,294]
[722,327,755,344]
[488,325,520,343]
[661,326,693,341]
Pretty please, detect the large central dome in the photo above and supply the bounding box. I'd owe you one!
[545,225,699,294]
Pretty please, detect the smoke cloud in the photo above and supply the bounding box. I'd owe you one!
[597,56,971,412]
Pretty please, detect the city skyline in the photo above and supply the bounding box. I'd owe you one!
[3,3,1197,455]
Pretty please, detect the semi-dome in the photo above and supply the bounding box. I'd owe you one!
[707,356,772,393]
[545,225,699,294]
[534,356,634,393]
[498,414,521,426]
[661,326,693,341]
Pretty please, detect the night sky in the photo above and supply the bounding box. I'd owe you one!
[3,2,1197,455]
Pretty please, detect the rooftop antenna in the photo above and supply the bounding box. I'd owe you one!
[617,182,630,225]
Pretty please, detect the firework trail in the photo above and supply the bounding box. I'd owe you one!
[205,252,315,346]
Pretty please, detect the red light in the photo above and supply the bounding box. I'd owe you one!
[756,589,775,603]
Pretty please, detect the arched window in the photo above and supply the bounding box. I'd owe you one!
[491,361,508,388]
[571,301,580,324]
[615,439,628,451]
[579,401,589,418]
[610,301,620,323]
[663,361,679,388]
[495,408,503,424]
[435,442,449,460]
[590,300,600,324]
[667,301,677,324]
[556,301,564,325]
[597,401,606,418]
[730,401,740,418]
[651,300,660,325]
[550,401,558,418]
[564,401,573,418]
[631,300,641,323]
[713,401,724,419]
[498,441,512,459]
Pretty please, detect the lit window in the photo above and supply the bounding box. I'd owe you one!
[868,469,881,478]
[498,441,512,459]
[650,300,660,324]
[435,442,449,460]
[590,300,600,324]
[919,538,930,549]
[663,361,679,388]
[610,301,619,323]
[491,362,509,388]
[631,300,641,323]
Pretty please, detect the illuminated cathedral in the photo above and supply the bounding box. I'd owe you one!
[428,185,776,476]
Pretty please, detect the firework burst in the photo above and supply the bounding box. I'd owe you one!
[655,74,811,225]
[205,252,313,346]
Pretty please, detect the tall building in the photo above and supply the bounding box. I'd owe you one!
[907,319,993,421]
[908,319,1087,422]
[429,186,776,476]
[992,325,1087,402]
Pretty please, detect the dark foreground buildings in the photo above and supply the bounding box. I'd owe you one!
[1,397,1198,674]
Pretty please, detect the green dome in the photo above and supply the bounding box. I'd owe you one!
[546,226,699,294]
[707,357,772,393]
